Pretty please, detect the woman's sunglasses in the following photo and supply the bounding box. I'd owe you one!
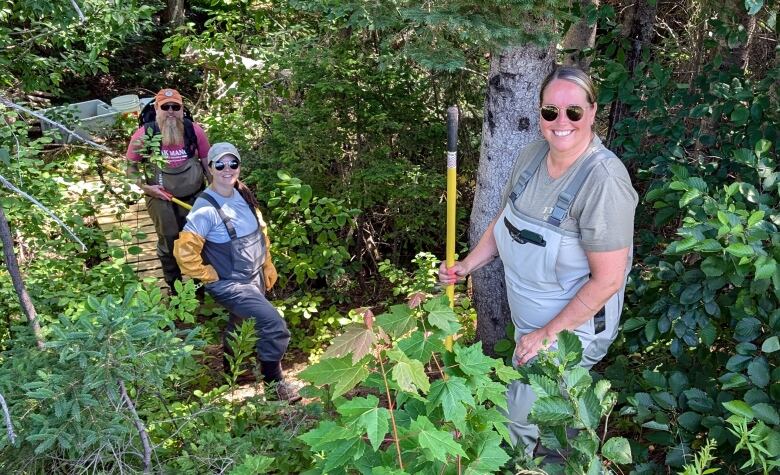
[540,104,585,122]
[160,103,182,112]
[211,158,241,171]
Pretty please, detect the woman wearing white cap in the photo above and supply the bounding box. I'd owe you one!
[173,142,299,402]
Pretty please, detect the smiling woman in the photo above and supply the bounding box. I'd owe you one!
[437,65,638,455]
[173,142,300,402]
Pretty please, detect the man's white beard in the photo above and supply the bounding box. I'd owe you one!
[158,115,184,147]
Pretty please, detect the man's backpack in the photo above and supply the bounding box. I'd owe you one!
[138,100,198,159]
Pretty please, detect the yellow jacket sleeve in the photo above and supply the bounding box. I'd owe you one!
[173,231,219,283]
[257,209,278,290]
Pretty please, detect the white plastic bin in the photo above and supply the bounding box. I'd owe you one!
[40,99,119,144]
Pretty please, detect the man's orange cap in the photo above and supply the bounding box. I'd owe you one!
[155,88,183,106]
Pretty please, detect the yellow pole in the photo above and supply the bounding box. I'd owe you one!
[102,160,192,210]
[445,106,458,351]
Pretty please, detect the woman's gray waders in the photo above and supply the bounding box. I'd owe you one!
[198,193,290,363]
[493,145,630,454]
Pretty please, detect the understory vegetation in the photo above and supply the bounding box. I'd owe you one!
[1,0,779,473]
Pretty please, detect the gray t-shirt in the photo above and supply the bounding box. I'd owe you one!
[500,137,638,252]
[184,188,259,243]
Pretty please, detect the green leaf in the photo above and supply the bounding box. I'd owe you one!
[578,389,602,430]
[734,317,762,342]
[298,421,353,450]
[745,0,764,15]
[336,396,389,451]
[464,432,510,475]
[755,259,777,280]
[397,331,445,363]
[531,397,574,423]
[322,436,366,472]
[602,437,632,464]
[747,210,765,227]
[565,366,592,390]
[454,342,492,377]
[725,243,754,258]
[428,377,475,430]
[323,323,376,363]
[388,348,430,394]
[424,296,460,335]
[761,336,780,353]
[528,374,559,398]
[677,412,702,432]
[679,189,701,207]
[748,357,770,388]
[556,330,583,365]
[376,305,417,339]
[752,403,780,425]
[411,416,468,462]
[299,355,369,398]
[722,400,754,419]
[651,391,677,410]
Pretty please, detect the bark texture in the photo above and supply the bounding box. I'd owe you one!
[562,0,599,69]
[471,44,555,355]
[163,0,185,26]
[0,204,44,350]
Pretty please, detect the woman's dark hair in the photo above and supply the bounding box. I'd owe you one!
[234,180,260,210]
[539,65,597,105]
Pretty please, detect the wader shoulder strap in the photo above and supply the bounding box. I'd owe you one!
[199,192,238,240]
[547,149,611,227]
[508,143,549,203]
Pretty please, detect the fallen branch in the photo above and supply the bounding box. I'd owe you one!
[69,0,86,22]
[118,379,152,474]
[0,204,45,350]
[0,391,16,444]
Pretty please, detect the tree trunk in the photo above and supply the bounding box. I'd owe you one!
[722,0,757,73]
[606,0,657,151]
[471,44,555,355]
[163,0,185,27]
[0,204,44,349]
[562,0,599,69]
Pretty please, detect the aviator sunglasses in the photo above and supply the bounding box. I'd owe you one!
[160,103,182,112]
[540,104,585,122]
[211,158,241,171]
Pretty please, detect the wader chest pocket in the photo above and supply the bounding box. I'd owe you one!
[504,217,546,247]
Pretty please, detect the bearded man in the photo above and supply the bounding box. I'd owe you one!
[126,88,211,293]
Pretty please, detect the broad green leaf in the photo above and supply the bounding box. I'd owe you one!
[411,416,467,462]
[752,403,780,425]
[745,0,764,15]
[722,400,754,419]
[388,348,430,394]
[428,377,475,431]
[755,258,777,280]
[677,412,702,432]
[602,437,632,464]
[473,406,511,443]
[494,363,521,384]
[464,432,510,475]
[694,239,723,252]
[376,305,417,339]
[720,372,749,390]
[337,395,380,419]
[531,397,574,422]
[747,210,765,227]
[761,336,780,353]
[734,317,762,342]
[577,389,602,430]
[672,236,698,253]
[679,189,701,207]
[397,331,445,363]
[556,331,583,365]
[748,357,770,388]
[725,243,754,258]
[323,323,376,363]
[475,379,510,410]
[701,256,725,277]
[322,436,366,472]
[454,342,492,376]
[651,391,677,410]
[424,296,460,334]
[564,366,592,390]
[299,355,369,398]
[298,421,353,450]
[528,374,559,398]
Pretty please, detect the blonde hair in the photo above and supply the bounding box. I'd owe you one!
[539,66,597,105]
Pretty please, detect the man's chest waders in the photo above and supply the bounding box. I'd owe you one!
[198,193,290,363]
[495,143,632,452]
